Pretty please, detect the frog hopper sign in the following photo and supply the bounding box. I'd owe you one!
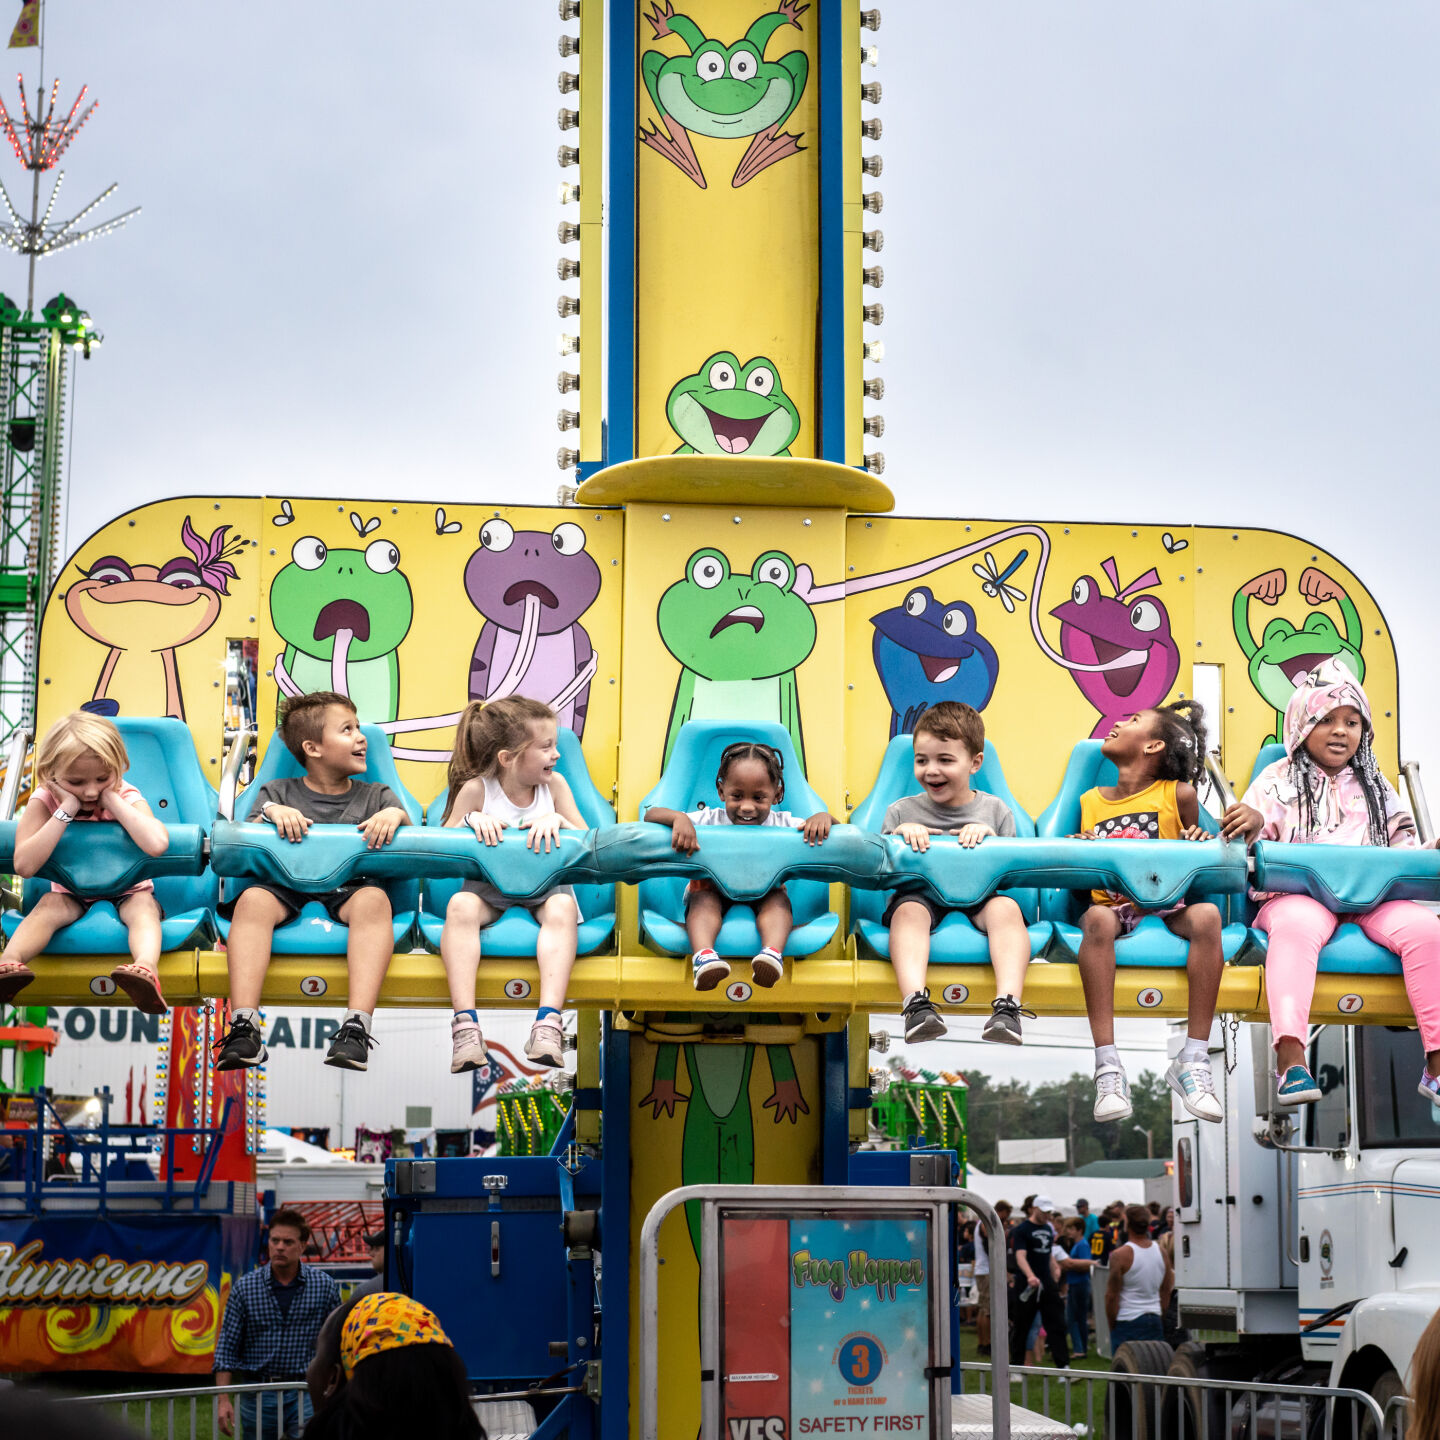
[720,1214,933,1439]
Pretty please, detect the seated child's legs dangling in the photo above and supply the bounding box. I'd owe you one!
[441,889,491,1075]
[1076,904,1130,1121]
[685,883,731,992]
[1354,900,1440,1100]
[0,892,84,1004]
[528,891,580,1067]
[889,898,946,1043]
[1161,901,1224,1122]
[750,889,792,988]
[970,894,1032,1044]
[1255,894,1337,1101]
[111,891,167,1015]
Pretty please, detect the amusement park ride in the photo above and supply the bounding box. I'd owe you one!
[0,1,1437,1436]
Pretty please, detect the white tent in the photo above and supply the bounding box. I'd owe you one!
[961,1165,1146,1214]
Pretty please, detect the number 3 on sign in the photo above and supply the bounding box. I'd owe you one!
[505,979,532,1000]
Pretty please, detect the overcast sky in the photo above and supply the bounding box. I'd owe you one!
[25,3,1440,1083]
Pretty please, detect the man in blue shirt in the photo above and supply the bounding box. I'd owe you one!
[1078,1197,1099,1242]
[215,1208,340,1438]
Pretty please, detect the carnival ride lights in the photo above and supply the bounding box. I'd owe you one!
[0,75,138,313]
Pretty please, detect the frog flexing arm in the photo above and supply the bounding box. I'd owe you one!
[640,1,810,190]
[1233,566,1364,746]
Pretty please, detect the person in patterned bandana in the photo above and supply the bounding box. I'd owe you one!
[1223,659,1440,1109]
[306,1292,485,1440]
[1074,700,1226,1127]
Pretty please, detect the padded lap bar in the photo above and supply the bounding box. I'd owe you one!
[0,819,206,895]
[878,836,1246,910]
[1252,841,1440,911]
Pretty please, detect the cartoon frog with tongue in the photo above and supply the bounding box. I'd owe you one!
[665,352,800,457]
[1050,557,1180,739]
[658,546,816,770]
[270,534,414,724]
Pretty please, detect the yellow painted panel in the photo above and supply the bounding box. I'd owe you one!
[841,518,1397,821]
[574,453,892,511]
[12,952,203,1009]
[634,0,821,458]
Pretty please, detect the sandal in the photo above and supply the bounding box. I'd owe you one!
[0,958,35,1006]
[110,963,168,1016]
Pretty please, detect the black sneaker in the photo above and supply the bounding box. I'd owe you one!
[325,1018,377,1071]
[902,989,947,1043]
[213,1015,267,1071]
[982,995,1034,1045]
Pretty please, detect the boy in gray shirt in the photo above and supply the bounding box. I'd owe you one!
[881,701,1033,1046]
[215,691,410,1075]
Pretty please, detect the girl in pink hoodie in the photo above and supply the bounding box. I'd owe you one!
[1223,660,1440,1107]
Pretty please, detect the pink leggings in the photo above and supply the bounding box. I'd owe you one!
[1256,895,1440,1055]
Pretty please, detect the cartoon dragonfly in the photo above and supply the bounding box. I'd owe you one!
[972,549,1029,613]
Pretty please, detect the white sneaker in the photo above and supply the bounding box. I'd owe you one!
[1093,1064,1133,1123]
[450,1015,487,1074]
[1167,1056,1223,1123]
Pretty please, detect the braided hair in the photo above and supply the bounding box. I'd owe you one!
[1147,699,1208,784]
[1290,721,1390,847]
[715,741,785,802]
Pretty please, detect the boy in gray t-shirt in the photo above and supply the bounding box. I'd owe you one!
[880,701,1034,1047]
[215,691,410,1076]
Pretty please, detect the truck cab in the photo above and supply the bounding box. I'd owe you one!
[1174,1020,1440,1415]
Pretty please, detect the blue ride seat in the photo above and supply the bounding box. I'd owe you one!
[637,721,840,959]
[1242,742,1434,977]
[849,735,1053,964]
[214,725,422,955]
[1037,741,1251,968]
[415,727,617,958]
[0,717,219,954]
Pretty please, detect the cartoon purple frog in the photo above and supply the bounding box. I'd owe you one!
[464,519,602,736]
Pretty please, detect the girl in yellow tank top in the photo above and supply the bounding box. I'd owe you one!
[1076,701,1226,1131]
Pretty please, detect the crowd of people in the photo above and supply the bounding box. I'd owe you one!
[5,660,1437,1128]
[959,1195,1178,1366]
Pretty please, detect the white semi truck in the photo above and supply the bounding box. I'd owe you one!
[1166,1017,1440,1431]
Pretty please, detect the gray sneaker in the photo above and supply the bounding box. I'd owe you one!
[525,1017,565,1068]
[982,995,1032,1045]
[450,1016,487,1074]
[902,989,947,1043]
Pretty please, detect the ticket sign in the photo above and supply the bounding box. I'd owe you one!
[719,1213,935,1439]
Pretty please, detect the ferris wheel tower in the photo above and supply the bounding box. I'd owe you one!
[0,0,136,739]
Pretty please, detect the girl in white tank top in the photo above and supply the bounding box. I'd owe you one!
[440,698,587,1075]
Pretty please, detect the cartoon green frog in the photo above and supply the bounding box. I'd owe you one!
[1233,566,1365,745]
[640,0,810,189]
[639,1038,809,1264]
[270,535,415,724]
[658,547,816,770]
[665,353,800,457]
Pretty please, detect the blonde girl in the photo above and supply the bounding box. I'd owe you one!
[0,712,170,1013]
[439,697,584,1072]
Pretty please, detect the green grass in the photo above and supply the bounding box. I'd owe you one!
[955,1318,1119,1433]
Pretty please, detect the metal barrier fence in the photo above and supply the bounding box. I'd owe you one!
[63,1380,308,1439]
[959,1359,1393,1440]
[47,1357,1412,1440]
